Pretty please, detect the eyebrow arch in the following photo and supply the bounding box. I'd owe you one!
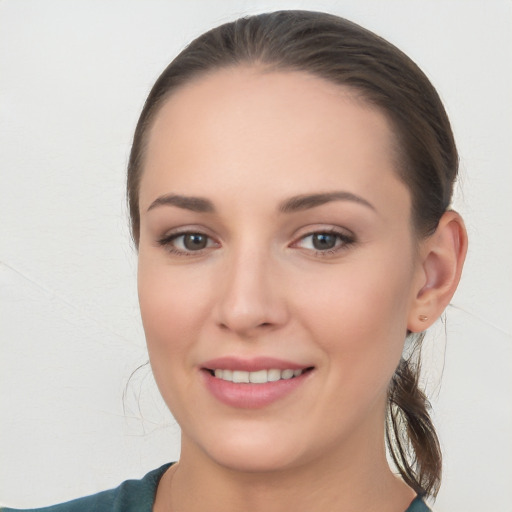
[147,191,375,214]
[279,191,376,213]
[147,194,215,213]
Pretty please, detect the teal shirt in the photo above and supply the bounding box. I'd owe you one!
[1,464,172,512]
[1,463,430,511]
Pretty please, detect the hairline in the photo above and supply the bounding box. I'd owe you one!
[132,61,418,244]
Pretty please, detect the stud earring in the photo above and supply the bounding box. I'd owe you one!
[418,314,428,322]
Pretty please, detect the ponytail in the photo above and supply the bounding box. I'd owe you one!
[386,342,442,497]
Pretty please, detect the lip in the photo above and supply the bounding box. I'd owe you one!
[201,356,308,372]
[200,356,314,409]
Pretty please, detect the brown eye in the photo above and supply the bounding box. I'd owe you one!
[183,233,208,250]
[158,231,218,255]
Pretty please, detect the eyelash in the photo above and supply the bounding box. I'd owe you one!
[157,228,355,257]
[157,231,219,257]
[292,229,356,256]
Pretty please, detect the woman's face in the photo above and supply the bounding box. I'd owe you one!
[137,67,425,472]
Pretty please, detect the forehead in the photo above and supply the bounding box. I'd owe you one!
[147,66,390,154]
[140,66,408,216]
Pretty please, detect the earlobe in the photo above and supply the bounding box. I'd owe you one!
[408,211,468,332]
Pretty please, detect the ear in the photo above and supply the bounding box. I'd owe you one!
[408,210,468,332]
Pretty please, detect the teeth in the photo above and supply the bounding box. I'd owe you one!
[267,369,281,382]
[232,370,249,383]
[249,369,268,384]
[281,369,294,380]
[212,368,304,384]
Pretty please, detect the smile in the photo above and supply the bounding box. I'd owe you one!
[211,368,305,383]
[200,357,314,408]
[202,363,314,409]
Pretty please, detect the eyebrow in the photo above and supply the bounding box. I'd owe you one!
[279,191,376,213]
[146,190,375,214]
[147,194,215,213]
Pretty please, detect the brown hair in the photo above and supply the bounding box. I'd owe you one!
[127,10,457,497]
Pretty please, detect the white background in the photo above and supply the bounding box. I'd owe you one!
[1,1,511,510]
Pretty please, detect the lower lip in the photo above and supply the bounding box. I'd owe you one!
[202,370,312,409]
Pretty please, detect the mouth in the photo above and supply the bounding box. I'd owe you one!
[200,357,314,408]
[204,367,314,384]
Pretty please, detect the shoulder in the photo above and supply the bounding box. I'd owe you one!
[405,496,432,512]
[1,463,173,512]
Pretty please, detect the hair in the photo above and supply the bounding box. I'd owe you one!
[127,10,458,498]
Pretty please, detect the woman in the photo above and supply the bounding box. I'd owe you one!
[2,10,467,512]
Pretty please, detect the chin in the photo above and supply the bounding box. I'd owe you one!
[209,447,302,474]
[195,425,310,474]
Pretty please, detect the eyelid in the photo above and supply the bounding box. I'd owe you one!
[157,227,221,256]
[290,226,356,255]
[155,224,355,257]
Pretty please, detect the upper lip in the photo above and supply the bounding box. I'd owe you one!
[201,356,311,372]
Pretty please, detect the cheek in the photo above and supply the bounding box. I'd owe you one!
[137,257,211,376]
[295,254,414,382]
[137,258,219,426]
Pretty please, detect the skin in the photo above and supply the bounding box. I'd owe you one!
[136,67,467,512]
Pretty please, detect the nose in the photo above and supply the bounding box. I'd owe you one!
[213,247,289,338]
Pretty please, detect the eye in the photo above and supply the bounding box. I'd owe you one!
[309,233,338,250]
[178,233,209,251]
[158,231,218,255]
[293,230,355,254]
